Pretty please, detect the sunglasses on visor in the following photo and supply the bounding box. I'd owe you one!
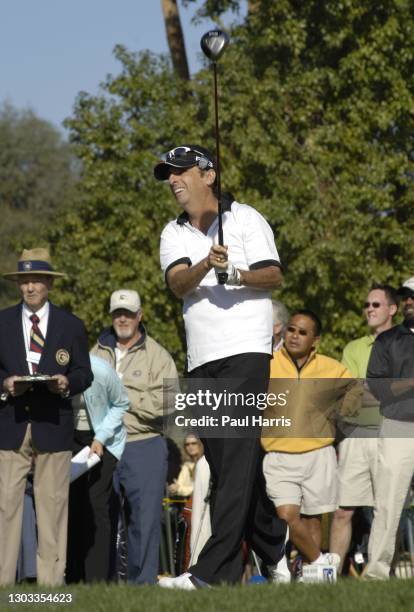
[164,146,214,170]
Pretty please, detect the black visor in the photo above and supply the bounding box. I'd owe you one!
[154,145,215,180]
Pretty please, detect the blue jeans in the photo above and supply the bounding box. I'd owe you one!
[113,436,167,584]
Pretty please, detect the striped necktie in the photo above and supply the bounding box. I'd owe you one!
[30,314,45,374]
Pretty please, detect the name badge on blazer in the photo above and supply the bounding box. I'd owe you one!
[27,351,41,365]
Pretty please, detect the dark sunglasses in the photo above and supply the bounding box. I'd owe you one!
[363,302,382,309]
[286,326,309,336]
[165,146,213,170]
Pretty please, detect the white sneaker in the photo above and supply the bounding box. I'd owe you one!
[267,556,291,583]
[313,553,340,570]
[158,572,198,590]
[302,553,340,584]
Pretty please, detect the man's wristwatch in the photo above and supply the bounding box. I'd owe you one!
[226,263,242,286]
[61,389,70,399]
[0,391,8,402]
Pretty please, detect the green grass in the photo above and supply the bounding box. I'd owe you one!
[1,580,414,612]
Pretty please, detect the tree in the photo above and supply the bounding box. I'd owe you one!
[50,1,414,366]
[161,0,244,81]
[247,0,259,14]
[161,0,190,80]
[225,0,414,353]
[50,48,194,369]
[0,103,78,307]
[181,0,241,23]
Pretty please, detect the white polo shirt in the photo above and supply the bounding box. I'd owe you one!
[160,200,281,371]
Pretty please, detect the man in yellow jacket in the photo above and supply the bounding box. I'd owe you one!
[262,309,360,572]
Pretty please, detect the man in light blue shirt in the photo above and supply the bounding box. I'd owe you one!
[66,355,129,583]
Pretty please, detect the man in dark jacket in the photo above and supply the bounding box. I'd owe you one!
[364,276,414,580]
[0,248,93,586]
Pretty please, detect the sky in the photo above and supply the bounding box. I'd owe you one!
[1,0,247,133]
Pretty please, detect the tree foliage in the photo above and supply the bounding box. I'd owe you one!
[50,48,193,367]
[0,104,78,307]
[181,0,241,23]
[232,0,414,352]
[50,0,414,368]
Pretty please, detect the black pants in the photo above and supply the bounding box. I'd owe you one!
[188,353,287,584]
[66,430,118,583]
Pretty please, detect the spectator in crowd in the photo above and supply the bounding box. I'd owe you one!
[330,284,398,573]
[167,434,204,574]
[262,310,360,577]
[92,289,178,585]
[272,300,290,352]
[364,276,414,580]
[190,454,212,566]
[269,299,291,583]
[16,466,37,583]
[156,144,286,588]
[66,355,129,583]
[166,438,182,488]
[168,434,204,498]
[0,247,92,586]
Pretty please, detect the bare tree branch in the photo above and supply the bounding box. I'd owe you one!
[161,0,190,80]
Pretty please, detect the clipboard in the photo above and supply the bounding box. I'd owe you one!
[15,375,54,384]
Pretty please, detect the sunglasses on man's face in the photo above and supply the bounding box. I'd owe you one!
[363,302,383,309]
[286,326,310,336]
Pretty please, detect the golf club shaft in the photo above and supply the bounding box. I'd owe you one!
[213,62,228,285]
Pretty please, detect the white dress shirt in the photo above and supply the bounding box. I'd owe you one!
[22,301,50,374]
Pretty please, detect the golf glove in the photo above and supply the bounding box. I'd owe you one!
[214,261,241,286]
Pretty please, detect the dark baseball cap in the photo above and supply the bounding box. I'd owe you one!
[154,144,216,181]
[397,276,414,298]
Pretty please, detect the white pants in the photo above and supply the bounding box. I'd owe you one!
[365,418,414,580]
[190,456,211,565]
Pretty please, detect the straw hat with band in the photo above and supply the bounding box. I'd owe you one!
[3,248,65,282]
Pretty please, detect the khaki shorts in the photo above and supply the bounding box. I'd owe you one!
[336,437,378,507]
[263,445,337,515]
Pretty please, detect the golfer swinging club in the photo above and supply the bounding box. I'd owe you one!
[155,141,286,588]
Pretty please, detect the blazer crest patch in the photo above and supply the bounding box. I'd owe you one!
[56,349,70,366]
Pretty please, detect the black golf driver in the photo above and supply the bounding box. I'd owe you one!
[200,29,230,285]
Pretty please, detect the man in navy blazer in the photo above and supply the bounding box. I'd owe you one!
[0,247,93,586]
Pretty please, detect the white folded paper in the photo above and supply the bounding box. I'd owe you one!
[70,445,101,482]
